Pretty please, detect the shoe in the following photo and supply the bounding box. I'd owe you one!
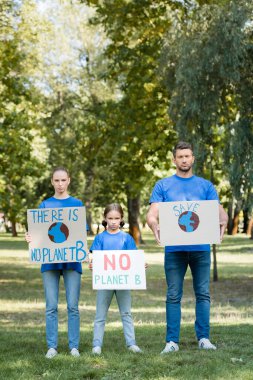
[45,348,58,359]
[128,345,143,353]
[160,341,179,354]
[198,338,217,350]
[70,348,80,357]
[92,346,101,355]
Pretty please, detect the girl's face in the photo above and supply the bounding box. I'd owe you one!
[105,210,122,233]
[51,170,70,196]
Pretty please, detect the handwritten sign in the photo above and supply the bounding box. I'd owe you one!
[27,207,88,263]
[159,200,220,246]
[92,250,146,290]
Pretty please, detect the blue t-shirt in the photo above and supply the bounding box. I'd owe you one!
[90,230,137,251]
[39,196,84,274]
[149,174,219,253]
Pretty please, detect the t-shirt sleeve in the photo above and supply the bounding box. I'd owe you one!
[39,201,45,209]
[89,234,102,252]
[206,182,219,201]
[149,180,164,203]
[126,234,137,250]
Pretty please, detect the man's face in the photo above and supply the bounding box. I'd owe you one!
[173,148,195,172]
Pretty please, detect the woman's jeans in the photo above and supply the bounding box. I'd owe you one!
[42,270,81,350]
[164,251,211,343]
[93,289,136,348]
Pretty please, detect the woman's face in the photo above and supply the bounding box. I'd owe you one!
[105,210,122,232]
[51,170,70,195]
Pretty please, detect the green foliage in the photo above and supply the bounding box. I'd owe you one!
[0,0,47,227]
[81,0,179,210]
[160,0,253,216]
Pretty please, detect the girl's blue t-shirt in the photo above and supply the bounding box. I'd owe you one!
[149,174,219,253]
[90,230,137,251]
[39,196,84,274]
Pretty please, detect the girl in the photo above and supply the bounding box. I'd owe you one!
[90,203,142,355]
[26,167,84,358]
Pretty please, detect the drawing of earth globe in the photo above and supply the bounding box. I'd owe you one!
[178,211,200,232]
[48,222,69,243]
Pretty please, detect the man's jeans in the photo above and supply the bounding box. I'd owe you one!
[164,251,211,343]
[42,270,81,350]
[93,289,136,348]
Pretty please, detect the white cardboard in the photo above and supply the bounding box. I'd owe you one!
[92,250,146,290]
[159,200,220,246]
[27,207,88,263]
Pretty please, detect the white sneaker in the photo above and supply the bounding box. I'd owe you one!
[128,345,143,353]
[198,338,217,350]
[92,346,101,355]
[45,348,58,359]
[70,348,80,357]
[160,341,179,354]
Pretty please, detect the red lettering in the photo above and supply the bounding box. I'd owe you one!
[119,254,131,270]
[104,254,116,270]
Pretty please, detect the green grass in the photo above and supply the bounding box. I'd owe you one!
[0,232,253,379]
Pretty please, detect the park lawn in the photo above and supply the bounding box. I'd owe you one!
[0,232,252,380]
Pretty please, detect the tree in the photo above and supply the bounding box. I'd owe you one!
[0,0,47,235]
[81,0,183,242]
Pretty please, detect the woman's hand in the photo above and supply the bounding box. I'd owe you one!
[25,232,32,243]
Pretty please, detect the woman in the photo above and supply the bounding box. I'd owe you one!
[26,167,84,358]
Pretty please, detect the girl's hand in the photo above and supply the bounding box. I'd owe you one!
[89,259,93,271]
[82,254,90,264]
[25,232,32,243]
[145,263,148,270]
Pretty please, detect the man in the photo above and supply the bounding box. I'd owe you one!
[146,141,228,353]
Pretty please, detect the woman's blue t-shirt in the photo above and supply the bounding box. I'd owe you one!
[39,196,84,274]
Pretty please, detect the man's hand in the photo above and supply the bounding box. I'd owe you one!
[151,223,161,245]
[219,204,228,242]
[220,221,227,242]
[146,203,161,245]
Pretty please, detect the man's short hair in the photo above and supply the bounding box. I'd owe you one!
[173,141,193,157]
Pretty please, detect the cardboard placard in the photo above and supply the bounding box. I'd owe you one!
[159,200,220,246]
[27,207,87,263]
[92,250,146,290]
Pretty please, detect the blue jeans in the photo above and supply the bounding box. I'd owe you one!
[93,290,136,347]
[42,270,81,350]
[164,251,211,343]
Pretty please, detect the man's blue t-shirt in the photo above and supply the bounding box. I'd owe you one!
[90,230,137,251]
[39,196,84,274]
[149,174,219,253]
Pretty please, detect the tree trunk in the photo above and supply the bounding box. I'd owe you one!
[83,168,94,236]
[227,200,234,235]
[232,202,241,235]
[11,220,17,237]
[243,209,249,234]
[127,195,144,245]
[212,244,218,282]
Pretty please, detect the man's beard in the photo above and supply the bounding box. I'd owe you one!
[178,165,192,172]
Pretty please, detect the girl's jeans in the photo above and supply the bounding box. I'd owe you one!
[93,289,136,347]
